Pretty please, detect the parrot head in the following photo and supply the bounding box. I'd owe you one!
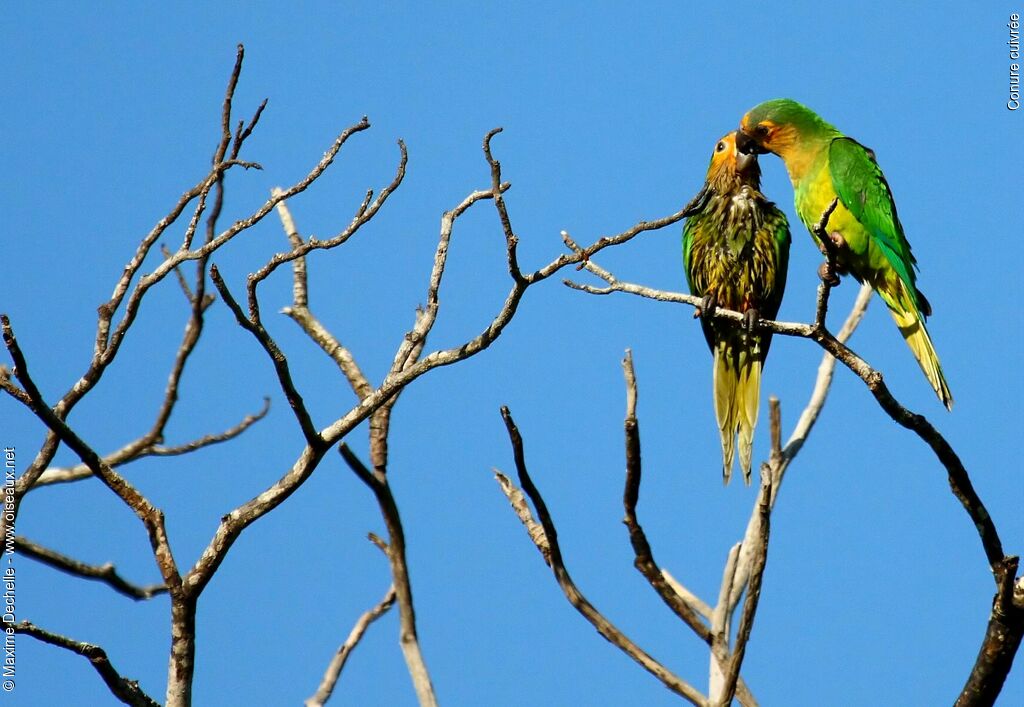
[737,98,835,161]
[704,130,761,193]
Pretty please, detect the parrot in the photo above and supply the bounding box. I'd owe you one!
[682,131,791,484]
[736,99,952,409]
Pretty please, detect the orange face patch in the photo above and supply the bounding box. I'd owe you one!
[711,132,737,165]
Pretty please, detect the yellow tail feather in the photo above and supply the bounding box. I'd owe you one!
[879,283,954,410]
[713,343,762,485]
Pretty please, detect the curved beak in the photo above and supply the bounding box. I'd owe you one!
[735,149,757,175]
[735,130,767,156]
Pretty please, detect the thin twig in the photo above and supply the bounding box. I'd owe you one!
[709,543,741,698]
[210,266,322,447]
[810,197,841,330]
[1,316,182,592]
[340,445,438,707]
[621,350,711,639]
[305,585,398,707]
[30,398,270,488]
[387,185,506,378]
[482,127,524,283]
[246,140,407,320]
[660,571,714,621]
[10,620,160,707]
[15,537,167,600]
[717,466,773,707]
[273,192,373,399]
[160,244,196,303]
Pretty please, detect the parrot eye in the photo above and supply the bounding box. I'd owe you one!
[754,123,770,138]
[715,141,726,152]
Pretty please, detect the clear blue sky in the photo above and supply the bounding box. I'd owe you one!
[3,3,1021,705]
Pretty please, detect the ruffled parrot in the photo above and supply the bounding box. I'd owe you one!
[737,99,952,409]
[682,131,791,484]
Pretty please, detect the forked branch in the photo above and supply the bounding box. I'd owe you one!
[15,537,167,600]
[497,406,708,706]
[340,445,437,707]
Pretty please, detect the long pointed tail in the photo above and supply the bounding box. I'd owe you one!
[713,340,762,485]
[879,283,953,410]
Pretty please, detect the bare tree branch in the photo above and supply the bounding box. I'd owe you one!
[565,222,1022,704]
[494,471,552,566]
[809,197,841,328]
[187,128,699,608]
[15,537,167,600]
[340,445,438,707]
[272,179,440,702]
[497,406,708,706]
[482,127,525,283]
[1,316,182,591]
[709,543,741,699]
[563,251,1007,573]
[6,45,272,541]
[387,182,508,378]
[210,266,323,447]
[30,398,270,488]
[246,140,408,321]
[660,570,714,621]
[621,350,712,639]
[273,191,375,400]
[305,585,398,707]
[716,452,773,707]
[956,556,1024,706]
[9,620,160,707]
[160,244,197,303]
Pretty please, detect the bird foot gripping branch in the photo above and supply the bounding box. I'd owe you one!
[693,293,718,320]
[817,261,842,288]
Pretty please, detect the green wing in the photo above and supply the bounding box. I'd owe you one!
[681,216,701,295]
[828,137,924,312]
[760,206,791,322]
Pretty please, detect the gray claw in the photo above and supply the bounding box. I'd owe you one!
[695,293,718,319]
[742,308,760,333]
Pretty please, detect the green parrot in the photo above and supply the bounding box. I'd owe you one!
[737,99,952,409]
[682,131,791,484]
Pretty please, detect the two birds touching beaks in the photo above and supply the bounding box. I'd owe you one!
[683,99,953,485]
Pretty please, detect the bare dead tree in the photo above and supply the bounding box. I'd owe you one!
[0,46,709,706]
[5,45,1017,707]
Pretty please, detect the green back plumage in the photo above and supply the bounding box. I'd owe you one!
[827,137,925,315]
[745,100,926,315]
[741,98,952,408]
